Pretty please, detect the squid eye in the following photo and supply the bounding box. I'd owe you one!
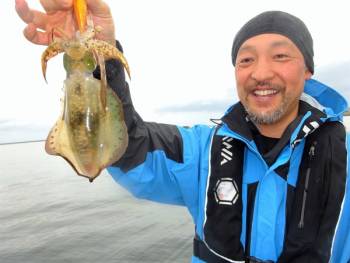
[63,53,73,72]
[83,52,97,72]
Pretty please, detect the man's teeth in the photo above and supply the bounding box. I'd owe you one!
[254,90,277,96]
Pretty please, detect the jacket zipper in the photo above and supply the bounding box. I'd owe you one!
[298,141,317,229]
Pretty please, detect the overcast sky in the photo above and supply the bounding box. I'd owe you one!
[1,0,349,136]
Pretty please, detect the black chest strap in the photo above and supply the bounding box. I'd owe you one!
[193,235,239,263]
[194,234,274,263]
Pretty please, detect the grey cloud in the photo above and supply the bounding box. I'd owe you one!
[156,99,234,114]
[314,61,350,102]
[157,61,350,114]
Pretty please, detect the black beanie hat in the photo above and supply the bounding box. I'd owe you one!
[231,11,314,73]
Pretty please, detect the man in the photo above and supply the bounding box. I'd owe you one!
[16,1,350,262]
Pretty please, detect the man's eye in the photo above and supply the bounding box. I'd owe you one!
[274,53,289,60]
[238,57,254,65]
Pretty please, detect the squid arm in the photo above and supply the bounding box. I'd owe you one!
[41,41,64,83]
[87,39,131,79]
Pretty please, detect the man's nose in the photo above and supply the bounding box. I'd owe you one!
[251,58,274,82]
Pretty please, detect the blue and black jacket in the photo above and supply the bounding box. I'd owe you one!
[97,53,350,262]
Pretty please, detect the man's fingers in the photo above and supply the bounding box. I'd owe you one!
[15,0,50,31]
[16,0,49,45]
[23,23,50,46]
[86,0,112,18]
[39,0,72,13]
[15,0,34,23]
[25,11,48,31]
[31,11,50,30]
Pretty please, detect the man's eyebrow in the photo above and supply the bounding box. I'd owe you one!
[237,45,256,54]
[238,40,295,54]
[270,40,294,48]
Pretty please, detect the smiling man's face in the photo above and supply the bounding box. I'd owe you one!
[235,33,312,128]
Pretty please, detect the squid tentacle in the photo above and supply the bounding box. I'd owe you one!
[92,49,108,111]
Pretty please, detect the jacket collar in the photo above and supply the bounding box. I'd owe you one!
[303,79,348,119]
[220,78,348,147]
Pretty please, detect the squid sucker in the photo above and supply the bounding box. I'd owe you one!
[42,18,130,182]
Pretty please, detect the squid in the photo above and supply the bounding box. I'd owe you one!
[42,0,129,182]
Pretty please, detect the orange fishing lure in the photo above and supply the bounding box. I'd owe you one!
[73,0,88,33]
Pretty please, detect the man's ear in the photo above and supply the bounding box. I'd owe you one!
[305,69,312,80]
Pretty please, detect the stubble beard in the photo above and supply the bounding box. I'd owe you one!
[245,100,288,125]
[242,85,292,125]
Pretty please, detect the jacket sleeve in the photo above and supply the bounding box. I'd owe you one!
[330,132,350,263]
[94,41,213,219]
